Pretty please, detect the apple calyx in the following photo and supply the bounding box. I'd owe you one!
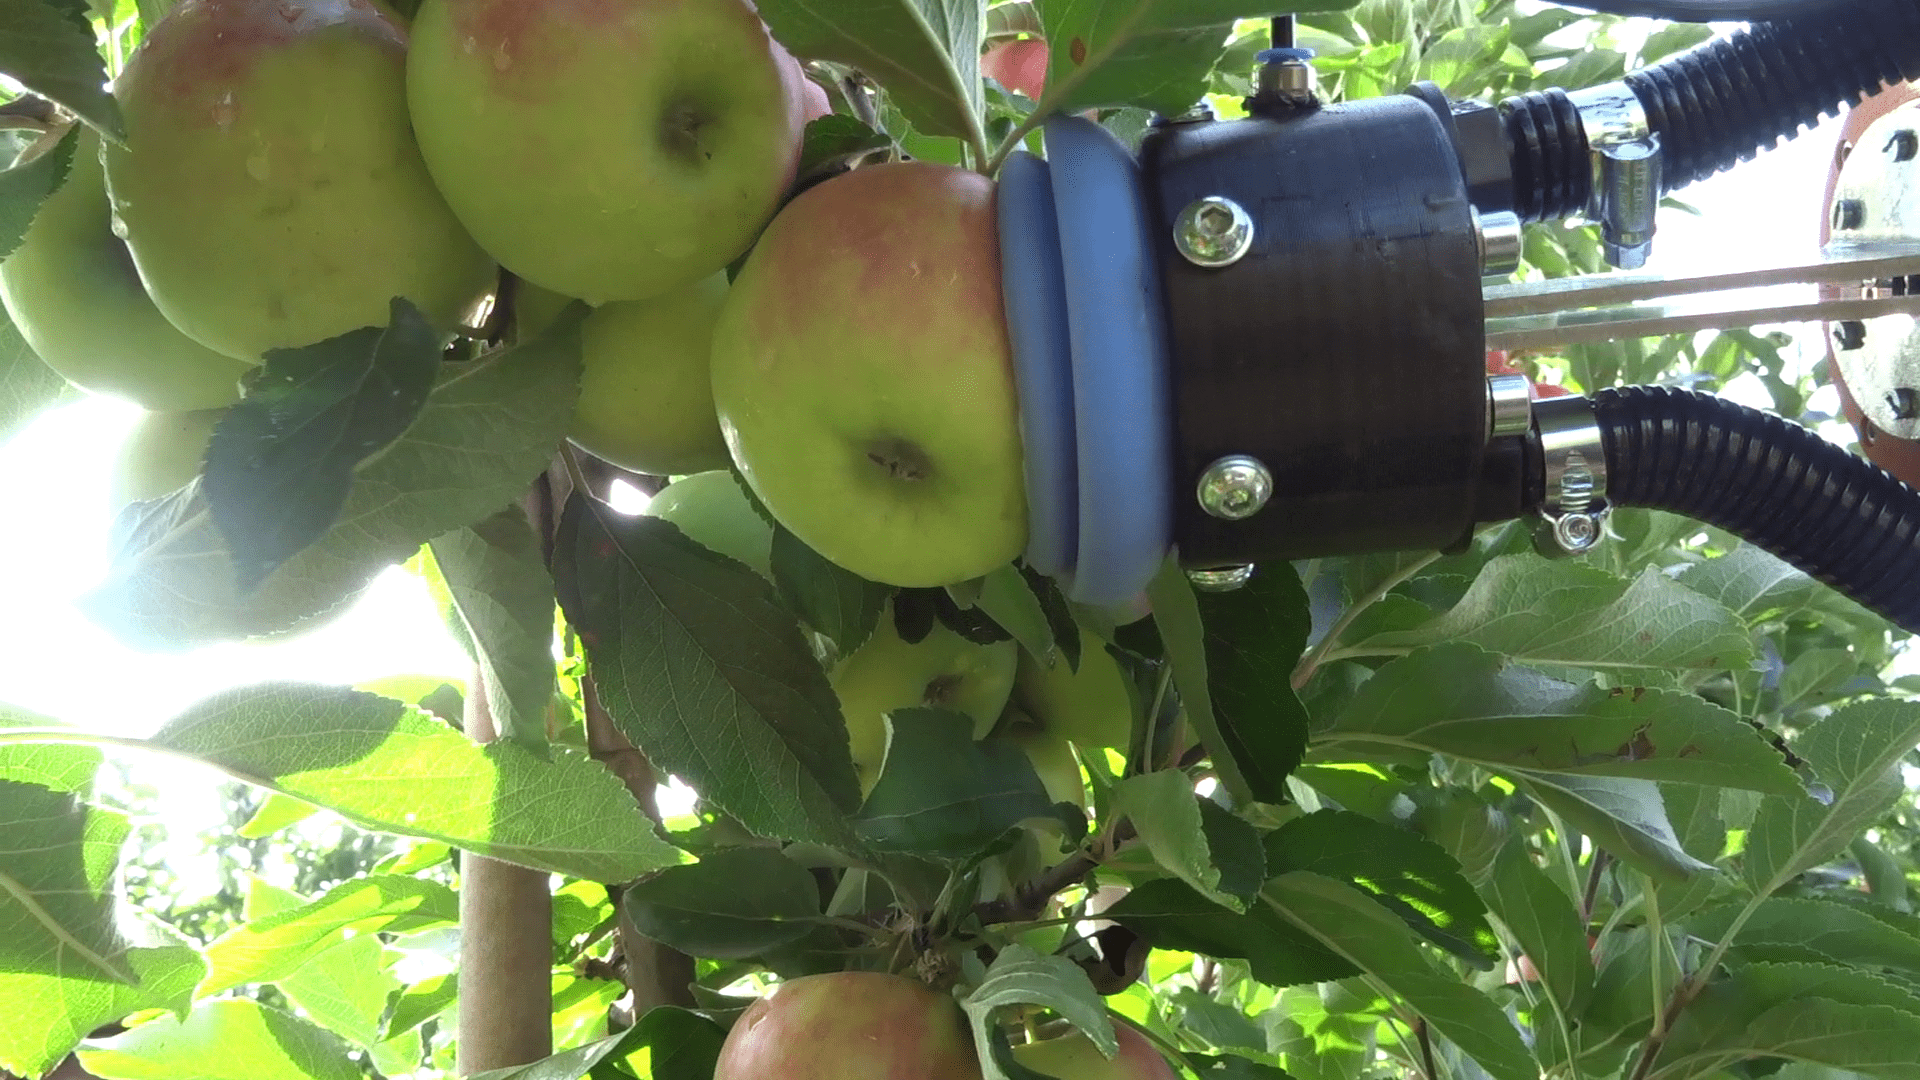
[866,435,935,483]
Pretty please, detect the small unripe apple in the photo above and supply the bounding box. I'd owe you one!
[644,470,773,579]
[104,0,496,361]
[1014,627,1136,751]
[714,972,979,1080]
[1014,1022,1176,1080]
[569,272,734,476]
[107,408,223,513]
[407,0,807,304]
[711,162,1026,589]
[833,603,1018,793]
[994,707,1086,809]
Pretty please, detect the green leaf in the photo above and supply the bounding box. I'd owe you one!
[1106,877,1357,987]
[0,944,202,1080]
[78,999,360,1080]
[0,781,131,983]
[0,120,73,261]
[1186,1054,1300,1080]
[1196,560,1311,803]
[277,933,399,1048]
[0,292,76,442]
[793,114,894,187]
[429,504,556,751]
[1145,556,1251,805]
[1517,771,1712,880]
[1689,897,1920,978]
[0,0,123,140]
[1111,770,1264,911]
[1744,699,1920,897]
[962,944,1115,1080]
[771,522,891,656]
[85,313,584,648]
[0,702,100,792]
[203,299,442,591]
[555,495,862,848]
[126,683,682,881]
[1677,544,1879,630]
[1656,966,1920,1080]
[383,973,456,1039]
[855,708,1078,861]
[1480,841,1595,1015]
[1405,786,1508,886]
[622,846,822,959]
[472,1006,727,1080]
[201,875,456,996]
[974,563,1056,666]
[1265,810,1496,968]
[756,0,984,143]
[1035,0,1356,116]
[1346,558,1751,674]
[1263,872,1536,1080]
[236,792,319,839]
[1317,643,1801,794]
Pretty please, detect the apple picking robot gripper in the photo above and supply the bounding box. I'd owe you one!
[988,0,1920,635]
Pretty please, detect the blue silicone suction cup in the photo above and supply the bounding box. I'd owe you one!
[996,150,1079,579]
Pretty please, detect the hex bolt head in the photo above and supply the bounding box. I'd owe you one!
[1174,196,1255,268]
[1886,129,1919,163]
[1834,320,1868,351]
[1833,198,1867,232]
[1888,387,1920,421]
[1554,514,1601,554]
[1196,455,1274,520]
[1187,565,1255,592]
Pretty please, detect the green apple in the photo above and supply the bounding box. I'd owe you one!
[711,162,1026,589]
[0,128,250,411]
[569,272,733,476]
[1014,1024,1177,1080]
[107,407,224,513]
[104,0,496,361]
[833,603,1018,793]
[1014,627,1137,751]
[407,0,807,304]
[714,972,980,1080]
[645,470,772,578]
[995,708,1086,809]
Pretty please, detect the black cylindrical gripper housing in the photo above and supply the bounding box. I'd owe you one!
[1140,96,1490,569]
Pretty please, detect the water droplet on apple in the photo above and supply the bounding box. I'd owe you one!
[108,209,130,241]
[462,35,478,54]
[246,152,270,181]
[212,92,237,130]
[492,43,512,71]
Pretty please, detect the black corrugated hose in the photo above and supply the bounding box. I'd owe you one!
[1501,0,1920,222]
[1578,387,1920,633]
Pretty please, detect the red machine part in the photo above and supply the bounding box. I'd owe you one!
[1822,80,1920,485]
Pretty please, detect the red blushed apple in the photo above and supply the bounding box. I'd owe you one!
[710,162,1028,589]
[714,972,981,1080]
[1486,349,1570,399]
[983,38,1048,101]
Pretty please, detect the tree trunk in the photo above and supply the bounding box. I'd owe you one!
[456,675,553,1075]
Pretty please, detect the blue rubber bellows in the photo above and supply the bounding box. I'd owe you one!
[997,117,1173,608]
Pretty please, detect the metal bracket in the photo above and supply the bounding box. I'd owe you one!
[1569,84,1663,270]
[1532,395,1610,557]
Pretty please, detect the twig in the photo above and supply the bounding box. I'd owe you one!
[1580,851,1612,926]
[975,821,1138,924]
[1291,552,1441,689]
[1415,1017,1439,1080]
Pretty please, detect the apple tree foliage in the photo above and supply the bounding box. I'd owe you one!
[1,1,1918,1080]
